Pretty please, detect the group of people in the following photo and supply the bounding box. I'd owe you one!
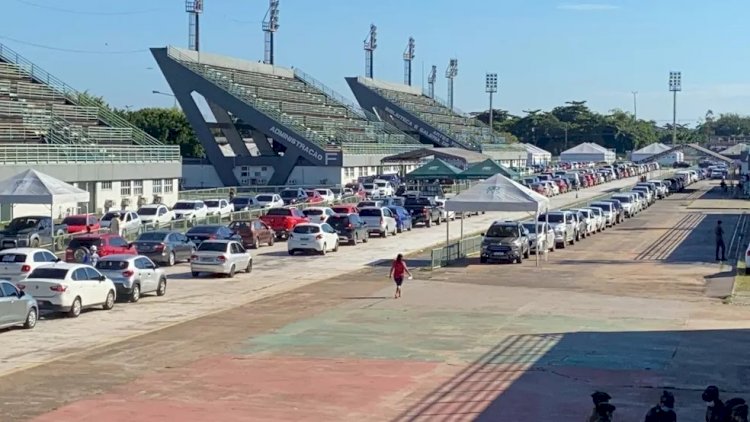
[588,387,748,422]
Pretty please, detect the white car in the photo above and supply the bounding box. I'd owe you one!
[358,206,398,237]
[137,204,174,226]
[204,198,234,217]
[254,193,284,209]
[172,200,209,221]
[190,240,252,278]
[0,248,60,282]
[302,207,336,223]
[583,207,606,232]
[287,223,340,255]
[521,221,555,253]
[315,189,336,203]
[434,199,455,221]
[100,210,142,236]
[18,262,116,318]
[571,208,597,236]
[373,179,395,197]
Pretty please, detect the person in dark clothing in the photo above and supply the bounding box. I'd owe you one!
[724,398,747,422]
[716,220,726,261]
[644,390,677,422]
[588,392,612,422]
[729,403,748,422]
[703,385,725,422]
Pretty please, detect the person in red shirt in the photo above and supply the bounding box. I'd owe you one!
[389,253,412,299]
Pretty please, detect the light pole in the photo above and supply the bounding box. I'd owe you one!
[485,73,497,136]
[631,91,638,120]
[152,90,178,108]
[669,72,682,144]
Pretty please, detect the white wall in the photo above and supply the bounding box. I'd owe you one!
[181,164,223,189]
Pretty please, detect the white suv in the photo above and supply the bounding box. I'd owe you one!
[172,200,208,221]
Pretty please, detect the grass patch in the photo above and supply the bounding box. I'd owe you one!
[728,260,750,304]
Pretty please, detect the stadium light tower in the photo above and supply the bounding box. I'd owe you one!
[669,71,682,144]
[363,24,377,78]
[427,65,437,99]
[485,73,498,135]
[445,59,458,110]
[403,37,415,86]
[262,0,280,65]
[185,0,204,51]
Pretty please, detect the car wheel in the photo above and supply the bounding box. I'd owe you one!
[407,223,412,231]
[252,237,260,249]
[333,241,339,252]
[68,297,82,318]
[516,255,523,264]
[130,284,141,303]
[156,278,167,296]
[524,249,530,259]
[435,217,441,226]
[559,241,566,249]
[191,271,200,278]
[350,234,357,246]
[227,265,236,278]
[550,242,556,252]
[268,236,274,247]
[23,308,37,329]
[30,237,40,248]
[426,219,432,228]
[362,233,369,243]
[168,252,176,266]
[382,230,388,238]
[246,259,253,273]
[103,291,115,310]
[288,250,295,256]
[480,256,487,264]
[321,243,327,255]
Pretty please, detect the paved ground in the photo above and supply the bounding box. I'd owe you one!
[6,174,749,422]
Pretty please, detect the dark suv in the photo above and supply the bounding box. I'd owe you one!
[480,221,530,264]
[326,213,369,245]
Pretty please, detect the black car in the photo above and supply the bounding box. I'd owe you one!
[326,213,369,245]
[185,225,239,246]
[131,231,196,266]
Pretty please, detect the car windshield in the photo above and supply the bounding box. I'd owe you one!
[332,207,350,213]
[280,190,299,198]
[6,217,40,231]
[204,200,220,207]
[522,223,544,233]
[101,212,119,221]
[358,209,382,217]
[358,202,377,208]
[540,214,564,223]
[316,190,328,195]
[28,267,68,279]
[306,191,317,197]
[376,182,387,187]
[173,202,197,210]
[265,208,291,216]
[0,253,26,263]
[187,226,220,234]
[327,216,349,227]
[256,195,273,202]
[62,216,86,225]
[137,232,168,241]
[232,198,253,206]
[304,209,323,216]
[363,184,375,189]
[137,207,158,215]
[293,225,320,234]
[197,242,229,252]
[613,196,631,203]
[68,238,102,249]
[486,225,518,237]
[96,260,129,271]
[405,198,431,206]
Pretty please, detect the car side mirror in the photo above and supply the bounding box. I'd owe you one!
[18,290,25,298]
[99,275,106,281]
[128,243,134,249]
[480,232,485,237]
[152,264,159,269]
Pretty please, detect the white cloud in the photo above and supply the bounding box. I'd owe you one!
[557,3,620,11]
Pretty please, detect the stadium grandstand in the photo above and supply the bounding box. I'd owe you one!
[152,46,423,188]
[347,76,506,151]
[0,42,182,219]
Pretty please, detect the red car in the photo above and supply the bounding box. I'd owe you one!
[332,204,358,214]
[65,233,136,263]
[61,214,100,234]
[304,190,324,204]
[259,207,309,240]
[553,178,569,194]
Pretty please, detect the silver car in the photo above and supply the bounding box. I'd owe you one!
[190,240,252,278]
[521,221,556,253]
[95,255,167,302]
[0,279,38,329]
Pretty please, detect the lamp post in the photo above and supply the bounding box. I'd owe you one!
[669,72,682,144]
[631,91,638,120]
[485,73,497,136]
[152,90,178,108]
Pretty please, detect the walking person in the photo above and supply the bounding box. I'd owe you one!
[716,220,726,261]
[389,253,412,299]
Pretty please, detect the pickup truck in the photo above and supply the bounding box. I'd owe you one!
[403,197,442,228]
[0,216,67,249]
[259,207,309,240]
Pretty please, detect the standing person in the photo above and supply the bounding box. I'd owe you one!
[643,390,676,422]
[389,253,412,299]
[716,220,726,261]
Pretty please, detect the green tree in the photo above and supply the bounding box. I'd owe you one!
[121,108,204,157]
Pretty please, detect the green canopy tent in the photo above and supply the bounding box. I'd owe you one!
[458,158,519,180]
[405,158,463,180]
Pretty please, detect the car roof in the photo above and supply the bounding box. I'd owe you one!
[0,247,52,254]
[35,262,84,270]
[304,206,331,211]
[199,239,235,244]
[294,222,325,227]
[100,254,140,261]
[65,213,94,217]
[12,215,48,219]
[72,234,117,240]
[175,199,204,203]
[139,204,165,208]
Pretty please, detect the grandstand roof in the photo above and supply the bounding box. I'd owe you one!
[381,147,491,168]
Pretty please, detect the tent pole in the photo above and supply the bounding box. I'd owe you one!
[545,211,550,262]
[446,215,451,259]
[50,203,55,253]
[535,211,540,267]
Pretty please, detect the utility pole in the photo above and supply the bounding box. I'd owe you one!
[631,91,638,120]
[669,72,682,144]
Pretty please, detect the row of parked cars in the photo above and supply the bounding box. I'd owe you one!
[522,162,661,197]
[479,170,692,264]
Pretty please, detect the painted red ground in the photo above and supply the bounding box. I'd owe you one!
[31,355,440,422]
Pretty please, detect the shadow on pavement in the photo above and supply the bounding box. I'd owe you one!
[664,213,742,264]
[392,329,750,422]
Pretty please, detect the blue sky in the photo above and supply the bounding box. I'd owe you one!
[2,0,749,125]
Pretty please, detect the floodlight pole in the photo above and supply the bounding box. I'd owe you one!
[364,24,377,78]
[427,65,436,98]
[445,59,458,110]
[669,71,682,144]
[262,0,280,65]
[403,37,415,86]
[485,73,497,135]
[185,0,204,52]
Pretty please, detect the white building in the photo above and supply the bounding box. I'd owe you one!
[560,142,616,164]
[522,143,552,165]
[631,143,683,165]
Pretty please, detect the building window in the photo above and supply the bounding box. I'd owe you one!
[133,180,143,196]
[152,179,162,194]
[120,181,131,196]
[164,179,174,193]
[101,181,112,190]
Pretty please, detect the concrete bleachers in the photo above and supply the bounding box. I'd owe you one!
[86,126,134,144]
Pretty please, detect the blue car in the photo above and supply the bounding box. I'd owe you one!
[387,206,413,233]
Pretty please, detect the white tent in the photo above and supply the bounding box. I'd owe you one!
[631,142,682,164]
[522,143,552,165]
[0,169,90,238]
[560,142,616,164]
